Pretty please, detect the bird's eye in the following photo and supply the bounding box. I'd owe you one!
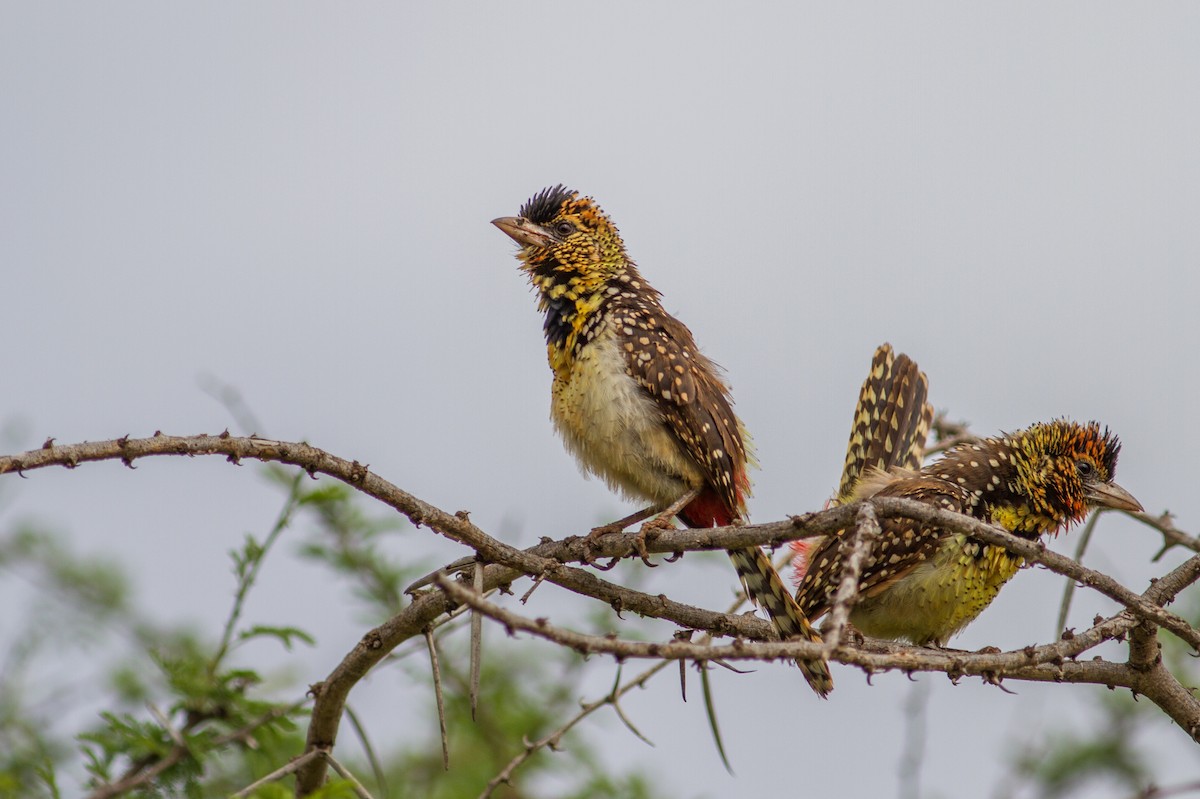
[554,221,574,237]
[1076,459,1096,479]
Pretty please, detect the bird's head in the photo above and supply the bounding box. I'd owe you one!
[1008,419,1142,528]
[492,186,633,297]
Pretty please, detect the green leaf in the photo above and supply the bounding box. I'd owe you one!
[238,625,316,651]
[700,665,734,775]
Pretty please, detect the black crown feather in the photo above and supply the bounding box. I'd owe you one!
[520,185,576,225]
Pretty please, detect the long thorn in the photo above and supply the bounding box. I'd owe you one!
[470,561,484,721]
[425,629,450,770]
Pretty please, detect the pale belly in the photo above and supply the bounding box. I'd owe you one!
[849,535,1023,646]
[550,334,701,506]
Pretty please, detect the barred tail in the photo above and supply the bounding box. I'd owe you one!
[727,546,833,697]
[837,343,933,503]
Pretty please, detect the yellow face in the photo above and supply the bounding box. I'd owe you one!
[1010,420,1140,528]
[493,186,629,295]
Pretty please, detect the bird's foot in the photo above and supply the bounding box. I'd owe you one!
[631,515,677,567]
[583,520,636,568]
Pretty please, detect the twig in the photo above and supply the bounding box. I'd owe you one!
[324,751,377,799]
[435,573,1099,674]
[519,573,547,604]
[822,504,879,652]
[924,413,979,456]
[7,435,1197,791]
[211,469,304,675]
[425,628,450,770]
[1056,510,1105,638]
[231,748,323,798]
[434,570,1200,741]
[1130,510,1200,558]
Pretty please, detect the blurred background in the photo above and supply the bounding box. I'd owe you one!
[3,4,1199,797]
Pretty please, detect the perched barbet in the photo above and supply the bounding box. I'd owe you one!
[494,186,832,694]
[795,347,1141,645]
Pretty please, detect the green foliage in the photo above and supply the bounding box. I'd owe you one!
[0,464,663,798]
[1001,548,1200,799]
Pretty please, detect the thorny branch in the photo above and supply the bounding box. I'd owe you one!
[2,433,1198,795]
[821,503,880,653]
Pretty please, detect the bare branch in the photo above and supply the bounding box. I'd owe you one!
[434,574,1200,743]
[822,504,879,653]
[1130,510,1200,557]
[7,434,1198,791]
[231,749,323,799]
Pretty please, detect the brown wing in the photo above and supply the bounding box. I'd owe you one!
[795,476,971,618]
[614,298,749,517]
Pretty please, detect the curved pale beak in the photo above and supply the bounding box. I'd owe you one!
[1086,480,1143,513]
[491,217,554,249]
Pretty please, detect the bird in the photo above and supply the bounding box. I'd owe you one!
[795,352,1143,645]
[493,185,833,695]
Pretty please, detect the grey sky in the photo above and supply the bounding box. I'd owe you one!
[4,4,1199,796]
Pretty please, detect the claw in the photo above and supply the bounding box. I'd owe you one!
[632,528,657,566]
[633,515,677,566]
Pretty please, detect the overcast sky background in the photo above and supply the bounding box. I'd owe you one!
[4,4,1200,797]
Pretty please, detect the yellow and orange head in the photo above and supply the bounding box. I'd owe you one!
[1006,419,1141,528]
[492,186,634,296]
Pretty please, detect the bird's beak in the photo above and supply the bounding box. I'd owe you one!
[492,217,554,249]
[1086,480,1144,513]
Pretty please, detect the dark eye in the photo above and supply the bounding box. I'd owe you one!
[1076,459,1096,479]
[554,221,574,237]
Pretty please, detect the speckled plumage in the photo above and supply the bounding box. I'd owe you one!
[494,186,832,695]
[792,344,933,598]
[837,344,933,504]
[797,394,1141,645]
